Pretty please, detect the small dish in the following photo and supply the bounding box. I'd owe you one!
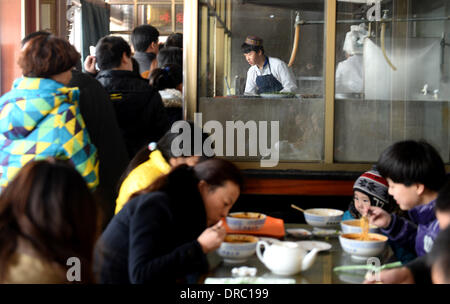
[286,228,312,239]
[312,227,341,238]
[296,241,332,252]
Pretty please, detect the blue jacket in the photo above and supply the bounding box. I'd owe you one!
[0,77,99,190]
[381,199,440,257]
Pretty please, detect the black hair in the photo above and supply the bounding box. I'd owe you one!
[427,226,450,283]
[149,64,182,91]
[436,177,450,212]
[131,25,159,52]
[21,31,51,47]
[95,36,131,70]
[241,43,264,54]
[164,33,183,49]
[376,140,446,192]
[157,46,182,67]
[131,57,145,78]
[131,57,140,74]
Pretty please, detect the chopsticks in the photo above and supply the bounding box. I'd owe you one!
[333,261,402,273]
[291,204,306,213]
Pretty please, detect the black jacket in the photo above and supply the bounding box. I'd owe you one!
[96,70,170,158]
[94,168,209,284]
[69,70,129,228]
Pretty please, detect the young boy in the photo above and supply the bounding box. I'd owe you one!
[343,169,392,220]
[368,140,446,257]
[343,169,416,263]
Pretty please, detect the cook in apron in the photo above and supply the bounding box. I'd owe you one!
[256,58,283,94]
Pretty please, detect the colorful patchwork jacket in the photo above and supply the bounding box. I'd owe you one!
[0,77,99,190]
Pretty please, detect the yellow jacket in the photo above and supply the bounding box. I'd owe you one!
[115,150,171,214]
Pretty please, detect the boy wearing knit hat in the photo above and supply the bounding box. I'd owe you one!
[344,169,417,264]
[343,169,392,220]
[241,35,297,95]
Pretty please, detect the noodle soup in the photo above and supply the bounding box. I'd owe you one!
[226,212,267,231]
[340,220,379,234]
[217,234,258,263]
[339,233,388,260]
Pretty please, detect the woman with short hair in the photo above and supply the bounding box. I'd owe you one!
[0,34,99,191]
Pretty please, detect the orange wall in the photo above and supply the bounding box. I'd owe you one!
[0,0,23,94]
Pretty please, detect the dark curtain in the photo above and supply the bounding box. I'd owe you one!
[81,0,110,63]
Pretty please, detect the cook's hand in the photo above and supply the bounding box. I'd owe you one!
[364,267,414,284]
[197,220,226,254]
[368,206,392,229]
[84,55,97,74]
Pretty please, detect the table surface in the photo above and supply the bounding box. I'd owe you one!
[203,224,395,284]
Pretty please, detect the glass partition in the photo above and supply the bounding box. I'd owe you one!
[334,0,450,162]
[197,0,326,162]
[108,0,183,43]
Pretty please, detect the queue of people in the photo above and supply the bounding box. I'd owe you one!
[0,25,449,286]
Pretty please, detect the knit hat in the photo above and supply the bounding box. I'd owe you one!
[244,35,263,47]
[349,169,390,218]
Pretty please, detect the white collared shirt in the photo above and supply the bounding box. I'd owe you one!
[244,56,298,94]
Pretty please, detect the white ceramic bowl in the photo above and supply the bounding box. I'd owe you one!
[216,234,259,264]
[339,233,388,260]
[226,212,267,231]
[304,208,344,228]
[340,219,379,234]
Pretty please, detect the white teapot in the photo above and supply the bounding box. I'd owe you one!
[256,240,319,276]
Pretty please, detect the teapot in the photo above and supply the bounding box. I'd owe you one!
[256,240,319,276]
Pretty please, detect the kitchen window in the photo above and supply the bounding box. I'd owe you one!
[184,0,450,170]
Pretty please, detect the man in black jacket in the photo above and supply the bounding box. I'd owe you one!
[95,36,170,158]
[69,70,130,229]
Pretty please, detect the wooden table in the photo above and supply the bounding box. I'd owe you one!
[203,224,394,284]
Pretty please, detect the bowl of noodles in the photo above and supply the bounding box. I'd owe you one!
[339,232,388,260]
[340,219,379,234]
[303,208,344,228]
[226,212,267,231]
[216,234,259,263]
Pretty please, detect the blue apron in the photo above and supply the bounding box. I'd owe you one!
[256,57,283,94]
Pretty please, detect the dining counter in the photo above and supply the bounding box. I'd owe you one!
[202,223,395,284]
